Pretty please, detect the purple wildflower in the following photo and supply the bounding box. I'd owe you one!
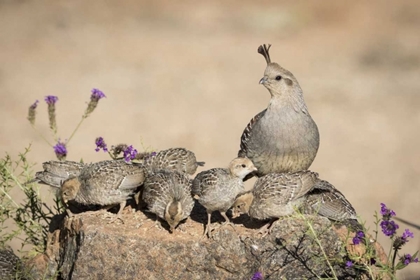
[346,261,353,268]
[251,271,263,280]
[84,88,106,117]
[394,229,415,250]
[380,220,399,237]
[44,95,58,105]
[27,100,39,124]
[352,231,365,245]
[91,88,106,100]
[380,203,396,219]
[401,254,419,266]
[53,140,67,160]
[30,100,39,109]
[401,229,414,242]
[123,145,138,162]
[95,137,108,152]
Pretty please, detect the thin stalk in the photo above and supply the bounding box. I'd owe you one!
[30,125,53,147]
[67,116,86,144]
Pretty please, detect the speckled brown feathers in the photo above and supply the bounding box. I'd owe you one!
[304,180,357,221]
[247,171,319,221]
[61,160,146,219]
[142,170,194,232]
[233,171,357,223]
[0,246,23,280]
[32,160,85,188]
[142,148,204,175]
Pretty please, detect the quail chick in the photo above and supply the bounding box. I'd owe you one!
[232,171,358,235]
[61,160,146,222]
[238,44,319,177]
[30,161,85,188]
[192,157,257,237]
[140,148,205,175]
[0,246,24,280]
[142,170,194,233]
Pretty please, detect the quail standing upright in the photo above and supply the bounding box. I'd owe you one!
[60,160,146,222]
[142,169,194,233]
[238,44,319,177]
[192,157,257,237]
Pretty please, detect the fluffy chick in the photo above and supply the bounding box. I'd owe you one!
[142,170,194,233]
[192,157,257,237]
[60,160,146,222]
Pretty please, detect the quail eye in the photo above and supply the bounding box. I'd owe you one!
[241,164,246,168]
[275,75,282,81]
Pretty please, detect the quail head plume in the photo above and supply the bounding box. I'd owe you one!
[60,159,146,222]
[142,169,194,233]
[238,44,320,177]
[192,157,257,237]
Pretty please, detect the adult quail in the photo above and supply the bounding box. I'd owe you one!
[232,171,357,235]
[0,246,24,280]
[60,159,146,222]
[30,160,85,188]
[140,147,205,175]
[142,169,194,233]
[238,44,319,177]
[192,157,257,237]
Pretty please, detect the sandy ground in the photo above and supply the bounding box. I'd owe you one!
[0,0,419,278]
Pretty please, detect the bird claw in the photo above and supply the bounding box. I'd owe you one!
[205,222,236,238]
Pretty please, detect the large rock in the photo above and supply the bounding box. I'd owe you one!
[28,203,388,279]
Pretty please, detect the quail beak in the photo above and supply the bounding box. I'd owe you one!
[252,166,258,172]
[169,226,175,233]
[259,77,267,84]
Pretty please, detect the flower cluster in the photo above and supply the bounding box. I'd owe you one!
[45,95,59,133]
[27,100,39,125]
[53,140,67,160]
[84,88,106,117]
[352,230,365,245]
[379,203,399,237]
[95,137,108,152]
[251,272,263,280]
[27,89,105,160]
[44,95,58,105]
[401,254,418,265]
[123,145,138,162]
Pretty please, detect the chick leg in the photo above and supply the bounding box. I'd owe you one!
[108,201,126,224]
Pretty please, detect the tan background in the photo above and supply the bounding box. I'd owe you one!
[0,0,419,278]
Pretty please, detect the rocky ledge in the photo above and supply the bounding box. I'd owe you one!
[27,203,388,280]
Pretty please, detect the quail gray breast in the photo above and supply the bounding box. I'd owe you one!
[232,171,358,234]
[60,159,146,221]
[140,148,204,175]
[142,169,194,233]
[31,160,85,188]
[0,246,23,280]
[238,44,319,177]
[192,157,257,237]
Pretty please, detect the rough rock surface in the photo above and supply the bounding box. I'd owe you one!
[28,203,388,280]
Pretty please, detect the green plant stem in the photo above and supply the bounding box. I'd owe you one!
[299,213,338,280]
[67,115,86,144]
[391,248,398,274]
[0,187,20,208]
[30,125,53,147]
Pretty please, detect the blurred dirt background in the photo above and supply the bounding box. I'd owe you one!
[0,0,419,278]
